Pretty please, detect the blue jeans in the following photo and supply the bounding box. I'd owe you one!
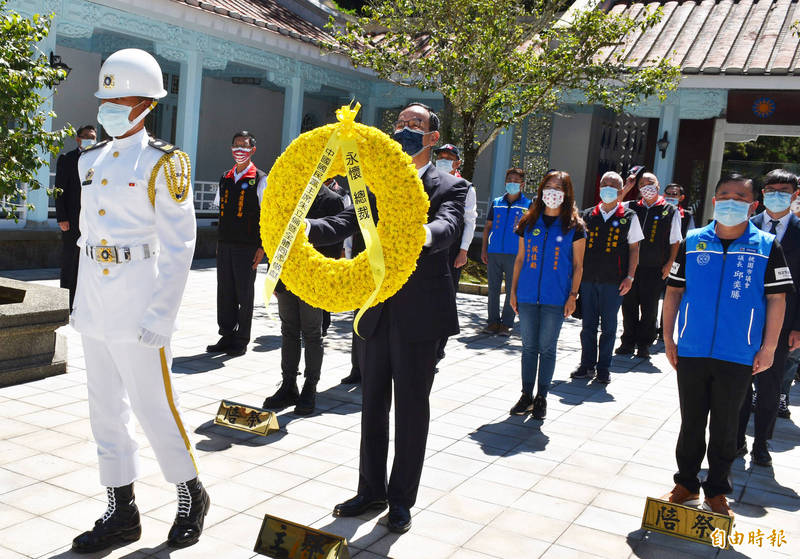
[518,303,564,397]
[488,253,516,327]
[579,282,623,372]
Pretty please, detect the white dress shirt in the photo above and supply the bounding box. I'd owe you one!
[759,210,792,242]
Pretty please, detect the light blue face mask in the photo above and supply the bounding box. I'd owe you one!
[664,197,680,207]
[505,182,521,195]
[435,159,453,173]
[97,100,152,138]
[599,186,619,204]
[763,191,792,213]
[714,199,752,226]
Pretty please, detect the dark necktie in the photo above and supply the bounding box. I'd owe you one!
[769,219,779,234]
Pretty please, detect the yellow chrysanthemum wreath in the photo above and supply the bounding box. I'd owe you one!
[260,122,430,312]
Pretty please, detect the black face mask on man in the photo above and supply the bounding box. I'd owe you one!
[393,127,430,157]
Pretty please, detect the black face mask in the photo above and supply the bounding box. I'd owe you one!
[393,127,427,157]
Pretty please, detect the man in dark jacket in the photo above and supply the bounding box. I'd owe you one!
[306,103,467,534]
[737,169,800,466]
[262,185,344,416]
[207,131,266,356]
[54,124,97,310]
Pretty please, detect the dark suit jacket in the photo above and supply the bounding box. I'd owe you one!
[752,212,800,332]
[308,165,468,342]
[54,147,82,226]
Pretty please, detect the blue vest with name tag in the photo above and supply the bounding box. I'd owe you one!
[488,194,531,254]
[517,215,577,306]
[677,222,775,366]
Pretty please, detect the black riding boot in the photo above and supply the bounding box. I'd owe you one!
[263,374,299,409]
[72,484,141,553]
[167,477,210,548]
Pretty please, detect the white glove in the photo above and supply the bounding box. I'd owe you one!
[138,327,170,348]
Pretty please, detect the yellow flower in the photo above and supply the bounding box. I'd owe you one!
[260,122,429,312]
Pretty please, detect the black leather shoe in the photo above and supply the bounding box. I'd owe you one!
[226,345,246,357]
[294,380,317,415]
[595,370,611,384]
[206,337,234,353]
[167,478,210,548]
[751,443,773,467]
[531,395,547,420]
[263,377,299,409]
[72,485,141,553]
[615,345,635,355]
[340,369,362,384]
[333,494,388,517]
[387,504,412,534]
[636,345,651,359]
[570,366,594,379]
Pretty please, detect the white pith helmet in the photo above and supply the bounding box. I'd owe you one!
[95,48,168,99]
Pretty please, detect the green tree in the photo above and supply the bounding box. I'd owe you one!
[330,0,681,180]
[1,0,73,218]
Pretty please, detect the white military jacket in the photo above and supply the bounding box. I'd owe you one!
[73,128,196,341]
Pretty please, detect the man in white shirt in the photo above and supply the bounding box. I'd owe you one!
[206,131,267,356]
[433,144,478,364]
[573,171,644,383]
[618,171,682,359]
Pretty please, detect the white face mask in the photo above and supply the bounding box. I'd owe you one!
[97,100,152,138]
[542,189,565,209]
[791,198,800,214]
[79,138,96,150]
[640,184,659,201]
[435,159,453,173]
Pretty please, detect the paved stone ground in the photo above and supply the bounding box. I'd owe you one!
[1,260,799,559]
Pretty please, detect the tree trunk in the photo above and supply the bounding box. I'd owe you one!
[441,96,456,145]
[460,114,477,182]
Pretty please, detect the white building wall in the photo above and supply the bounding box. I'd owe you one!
[195,77,285,181]
[51,46,102,134]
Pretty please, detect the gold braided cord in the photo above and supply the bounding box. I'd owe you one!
[147,151,192,206]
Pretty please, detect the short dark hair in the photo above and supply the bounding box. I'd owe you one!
[715,173,755,195]
[506,167,525,181]
[232,131,256,147]
[664,183,684,196]
[403,102,440,132]
[76,124,95,137]
[763,168,798,190]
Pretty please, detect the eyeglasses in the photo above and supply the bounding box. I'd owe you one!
[394,118,425,131]
[665,191,681,196]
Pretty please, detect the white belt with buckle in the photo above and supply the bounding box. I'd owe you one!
[85,243,154,264]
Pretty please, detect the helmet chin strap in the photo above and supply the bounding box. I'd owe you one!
[122,100,157,136]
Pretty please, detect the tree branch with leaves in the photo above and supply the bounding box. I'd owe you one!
[1,0,73,218]
[329,0,681,181]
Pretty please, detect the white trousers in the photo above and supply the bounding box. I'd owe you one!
[82,336,199,487]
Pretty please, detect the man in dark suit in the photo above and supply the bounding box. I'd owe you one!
[307,103,467,533]
[55,124,97,310]
[737,169,800,466]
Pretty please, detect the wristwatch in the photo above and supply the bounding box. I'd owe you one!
[626,275,635,281]
[569,291,579,297]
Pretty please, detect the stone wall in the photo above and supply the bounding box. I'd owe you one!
[0,226,220,271]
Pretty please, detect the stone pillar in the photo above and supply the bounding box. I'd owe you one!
[361,98,379,127]
[280,76,304,150]
[703,118,728,224]
[26,24,57,226]
[176,49,202,169]
[653,101,680,189]
[489,127,514,201]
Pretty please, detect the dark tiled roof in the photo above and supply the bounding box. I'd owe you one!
[173,0,336,45]
[600,0,800,75]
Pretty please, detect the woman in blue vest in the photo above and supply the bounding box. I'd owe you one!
[509,171,586,419]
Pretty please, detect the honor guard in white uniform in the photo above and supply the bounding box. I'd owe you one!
[70,48,209,553]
